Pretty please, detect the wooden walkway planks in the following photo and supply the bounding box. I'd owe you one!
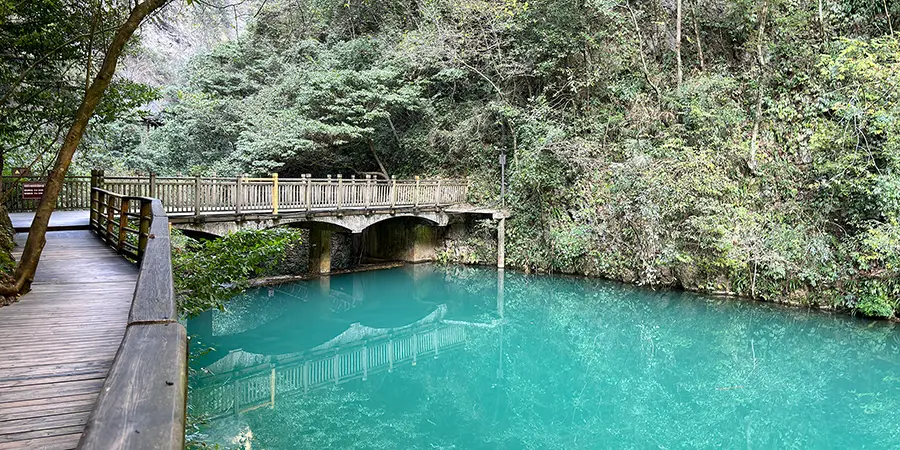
[0,229,137,449]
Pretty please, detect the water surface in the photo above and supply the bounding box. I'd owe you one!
[188,265,900,449]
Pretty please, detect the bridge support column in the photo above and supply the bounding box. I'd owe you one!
[309,228,332,274]
[497,217,505,269]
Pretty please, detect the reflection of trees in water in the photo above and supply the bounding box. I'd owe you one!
[209,289,296,336]
[194,267,900,449]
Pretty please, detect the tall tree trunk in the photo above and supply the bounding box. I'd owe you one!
[675,0,683,88]
[817,0,826,39]
[9,0,170,294]
[749,0,769,172]
[692,0,705,71]
[626,2,661,102]
[884,0,894,37]
[368,140,390,180]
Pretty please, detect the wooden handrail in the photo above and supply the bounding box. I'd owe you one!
[94,172,469,217]
[1,175,92,212]
[80,187,187,450]
[192,322,467,420]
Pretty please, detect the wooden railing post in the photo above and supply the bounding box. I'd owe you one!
[305,174,312,211]
[149,172,157,198]
[90,170,99,231]
[336,174,343,213]
[414,176,421,209]
[117,198,130,254]
[271,173,279,214]
[390,175,397,210]
[364,175,372,212]
[96,188,106,234]
[235,175,243,215]
[435,176,442,206]
[138,200,151,260]
[326,174,332,207]
[106,196,116,246]
[193,175,201,218]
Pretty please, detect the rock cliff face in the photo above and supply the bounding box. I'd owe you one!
[121,0,265,88]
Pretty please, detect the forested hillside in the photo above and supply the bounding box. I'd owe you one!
[8,0,900,317]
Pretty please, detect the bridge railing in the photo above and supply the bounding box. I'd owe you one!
[80,187,187,449]
[95,171,468,216]
[89,187,153,260]
[1,175,91,212]
[192,323,467,419]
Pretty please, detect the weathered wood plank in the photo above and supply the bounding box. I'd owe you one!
[128,200,176,324]
[0,228,136,448]
[77,323,187,450]
[0,426,85,445]
[0,432,80,450]
[0,378,107,403]
[0,410,90,435]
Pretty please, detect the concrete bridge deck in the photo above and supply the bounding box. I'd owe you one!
[0,226,137,449]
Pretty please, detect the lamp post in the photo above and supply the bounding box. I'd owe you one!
[499,152,506,208]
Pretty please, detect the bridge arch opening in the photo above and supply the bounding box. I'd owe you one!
[360,216,443,264]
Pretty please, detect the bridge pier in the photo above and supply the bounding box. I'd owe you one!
[309,228,332,274]
[497,217,505,269]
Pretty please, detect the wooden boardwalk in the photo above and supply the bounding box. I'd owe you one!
[0,229,137,449]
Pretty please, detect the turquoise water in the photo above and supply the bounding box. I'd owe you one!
[187,265,900,449]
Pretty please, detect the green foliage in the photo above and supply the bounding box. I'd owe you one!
[95,0,900,318]
[172,228,302,317]
[0,0,155,175]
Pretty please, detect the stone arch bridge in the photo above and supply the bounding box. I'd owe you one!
[87,172,507,273]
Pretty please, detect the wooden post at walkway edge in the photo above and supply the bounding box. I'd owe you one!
[90,169,99,230]
[336,174,343,212]
[148,172,156,198]
[193,175,201,218]
[235,175,244,215]
[364,174,372,212]
[138,201,152,260]
[305,174,312,211]
[271,173,279,214]
[390,175,397,210]
[414,176,421,209]
[497,217,506,269]
[117,198,129,254]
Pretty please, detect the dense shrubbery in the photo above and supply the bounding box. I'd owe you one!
[171,228,302,316]
[94,0,900,318]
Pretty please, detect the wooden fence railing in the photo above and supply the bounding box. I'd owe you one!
[96,171,468,216]
[89,188,153,260]
[1,176,91,212]
[80,187,187,450]
[1,172,469,216]
[192,323,467,419]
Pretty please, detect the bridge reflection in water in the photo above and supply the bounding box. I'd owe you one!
[188,266,504,420]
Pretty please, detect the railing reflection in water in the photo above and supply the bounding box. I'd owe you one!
[192,322,467,419]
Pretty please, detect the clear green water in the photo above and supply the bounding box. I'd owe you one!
[187,265,900,449]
